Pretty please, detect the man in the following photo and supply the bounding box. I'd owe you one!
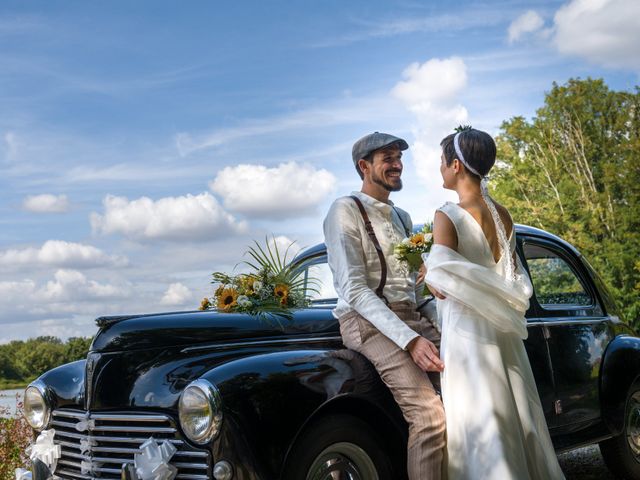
[323,132,445,479]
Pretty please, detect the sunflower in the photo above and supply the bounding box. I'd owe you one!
[217,287,239,311]
[238,275,256,294]
[274,284,289,306]
[409,232,426,247]
[199,297,211,311]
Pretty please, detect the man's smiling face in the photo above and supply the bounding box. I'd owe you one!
[368,144,403,192]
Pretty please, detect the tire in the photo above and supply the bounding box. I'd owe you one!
[283,414,396,480]
[600,383,640,479]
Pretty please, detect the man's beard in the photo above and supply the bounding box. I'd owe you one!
[372,170,403,192]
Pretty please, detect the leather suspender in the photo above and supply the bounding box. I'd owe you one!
[350,195,389,305]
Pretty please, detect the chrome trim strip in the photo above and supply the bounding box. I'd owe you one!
[55,469,92,480]
[93,466,121,474]
[52,419,176,433]
[89,413,172,422]
[57,454,205,470]
[89,445,206,457]
[182,335,342,353]
[173,463,209,470]
[527,318,610,328]
[53,410,87,419]
[62,451,130,463]
[55,429,184,444]
[91,425,176,433]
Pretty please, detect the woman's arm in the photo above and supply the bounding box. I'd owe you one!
[433,210,457,250]
[426,211,458,299]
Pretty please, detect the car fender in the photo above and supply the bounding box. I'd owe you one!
[600,334,640,434]
[196,348,400,478]
[34,360,86,411]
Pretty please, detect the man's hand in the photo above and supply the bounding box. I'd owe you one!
[416,264,426,284]
[406,336,444,372]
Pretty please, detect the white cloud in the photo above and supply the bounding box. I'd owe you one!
[0,240,128,268]
[391,57,468,214]
[160,282,193,306]
[553,0,640,70]
[268,235,303,260]
[23,193,70,213]
[90,193,247,242]
[42,269,131,301]
[392,57,467,105]
[0,270,131,316]
[508,10,545,43]
[310,8,518,48]
[210,162,337,218]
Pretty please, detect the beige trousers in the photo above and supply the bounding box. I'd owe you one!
[339,301,446,480]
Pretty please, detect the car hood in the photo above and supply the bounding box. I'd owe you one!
[44,309,339,411]
[91,309,338,353]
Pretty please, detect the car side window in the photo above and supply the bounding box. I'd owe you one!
[523,243,592,308]
[299,258,337,305]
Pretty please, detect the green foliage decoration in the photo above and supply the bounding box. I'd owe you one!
[201,237,318,328]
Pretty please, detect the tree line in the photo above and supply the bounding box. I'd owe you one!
[493,77,640,327]
[0,336,92,389]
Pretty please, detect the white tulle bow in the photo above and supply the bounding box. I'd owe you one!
[133,437,178,480]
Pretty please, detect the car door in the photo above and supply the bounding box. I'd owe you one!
[522,236,613,431]
[517,237,557,428]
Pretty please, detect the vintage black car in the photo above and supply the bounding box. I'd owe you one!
[22,225,640,480]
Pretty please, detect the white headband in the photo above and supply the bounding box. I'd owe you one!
[453,132,484,178]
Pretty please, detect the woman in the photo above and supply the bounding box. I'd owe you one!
[424,128,565,479]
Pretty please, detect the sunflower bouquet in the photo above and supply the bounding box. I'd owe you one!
[393,223,434,272]
[199,238,314,326]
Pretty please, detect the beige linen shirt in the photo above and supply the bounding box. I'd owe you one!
[323,191,420,350]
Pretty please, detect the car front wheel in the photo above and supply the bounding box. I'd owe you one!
[283,414,396,480]
[600,382,640,479]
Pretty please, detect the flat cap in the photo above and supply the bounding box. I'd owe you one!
[352,132,409,165]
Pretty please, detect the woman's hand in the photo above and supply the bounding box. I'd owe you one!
[416,264,426,284]
[426,283,446,300]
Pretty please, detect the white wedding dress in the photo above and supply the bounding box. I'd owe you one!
[425,201,565,480]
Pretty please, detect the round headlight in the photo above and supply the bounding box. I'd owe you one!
[23,383,51,431]
[178,379,222,444]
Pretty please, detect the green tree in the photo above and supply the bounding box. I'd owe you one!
[17,340,66,379]
[493,78,640,326]
[64,337,92,363]
[0,350,20,381]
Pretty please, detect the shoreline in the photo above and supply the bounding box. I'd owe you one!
[0,382,27,390]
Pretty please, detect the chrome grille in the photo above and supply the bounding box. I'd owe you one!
[50,409,210,480]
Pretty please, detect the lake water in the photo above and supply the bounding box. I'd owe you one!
[0,388,24,418]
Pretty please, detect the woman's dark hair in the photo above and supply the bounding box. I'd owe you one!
[440,128,496,178]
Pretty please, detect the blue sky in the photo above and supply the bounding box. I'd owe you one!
[1,0,638,341]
